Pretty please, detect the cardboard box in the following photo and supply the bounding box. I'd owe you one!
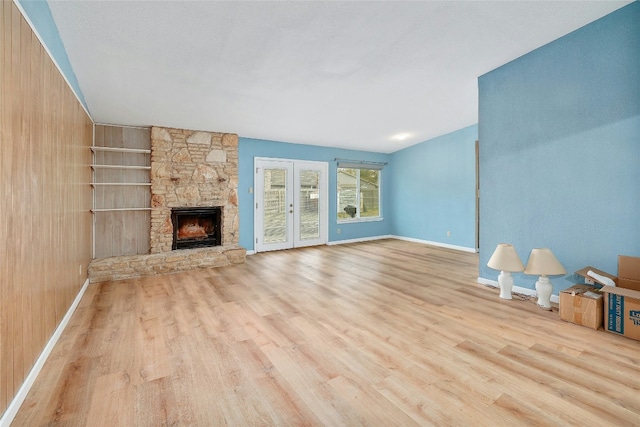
[602,286,640,341]
[574,266,617,286]
[618,255,640,291]
[559,284,603,330]
[599,255,640,341]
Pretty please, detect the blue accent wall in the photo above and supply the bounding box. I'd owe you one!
[17,0,88,111]
[478,3,640,295]
[238,138,392,251]
[390,125,477,249]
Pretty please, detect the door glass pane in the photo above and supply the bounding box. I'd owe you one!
[299,170,320,240]
[263,168,287,243]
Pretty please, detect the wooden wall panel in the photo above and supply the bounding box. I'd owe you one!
[93,124,150,258]
[0,1,93,417]
[1,2,11,412]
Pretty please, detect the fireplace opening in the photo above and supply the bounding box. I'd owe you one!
[171,207,222,250]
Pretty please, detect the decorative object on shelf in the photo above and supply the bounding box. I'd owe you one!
[524,248,566,310]
[487,243,525,300]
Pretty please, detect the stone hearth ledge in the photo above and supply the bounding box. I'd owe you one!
[88,245,246,283]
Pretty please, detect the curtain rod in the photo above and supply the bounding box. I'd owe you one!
[334,158,388,166]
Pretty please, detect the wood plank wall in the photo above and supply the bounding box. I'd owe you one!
[93,125,151,258]
[0,1,93,417]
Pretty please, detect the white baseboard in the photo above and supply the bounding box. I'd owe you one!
[0,278,90,427]
[327,234,393,246]
[253,234,476,253]
[326,234,476,254]
[477,277,559,304]
[392,235,477,253]
[249,235,392,253]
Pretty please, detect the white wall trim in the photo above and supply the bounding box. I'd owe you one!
[477,277,559,303]
[392,235,477,253]
[326,235,477,253]
[246,250,256,256]
[0,278,91,427]
[94,123,150,130]
[327,234,393,246]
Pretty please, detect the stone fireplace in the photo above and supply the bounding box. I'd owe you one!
[88,126,246,283]
[149,126,240,253]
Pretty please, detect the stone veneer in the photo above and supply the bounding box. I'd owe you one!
[88,246,246,283]
[150,126,240,252]
[88,126,245,283]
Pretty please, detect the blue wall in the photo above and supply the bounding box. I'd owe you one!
[238,138,392,251]
[478,3,640,294]
[390,125,477,250]
[17,0,88,111]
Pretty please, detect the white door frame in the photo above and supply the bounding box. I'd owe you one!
[254,157,328,253]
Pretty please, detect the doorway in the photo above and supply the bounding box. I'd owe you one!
[254,158,328,252]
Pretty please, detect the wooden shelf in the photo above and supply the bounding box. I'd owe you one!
[91,208,152,213]
[91,146,151,154]
[91,164,151,170]
[91,182,152,187]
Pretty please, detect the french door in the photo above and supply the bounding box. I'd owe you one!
[254,158,328,252]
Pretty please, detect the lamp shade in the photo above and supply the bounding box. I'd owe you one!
[524,248,566,276]
[487,244,525,272]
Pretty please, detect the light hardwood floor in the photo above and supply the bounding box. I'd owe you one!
[12,240,640,426]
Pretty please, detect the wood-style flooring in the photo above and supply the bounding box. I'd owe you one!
[12,240,640,426]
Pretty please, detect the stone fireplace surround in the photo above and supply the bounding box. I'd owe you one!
[88,126,246,283]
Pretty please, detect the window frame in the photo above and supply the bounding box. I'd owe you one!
[336,166,383,223]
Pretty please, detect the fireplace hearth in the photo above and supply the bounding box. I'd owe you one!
[171,207,222,250]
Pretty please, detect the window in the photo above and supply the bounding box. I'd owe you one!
[337,166,381,221]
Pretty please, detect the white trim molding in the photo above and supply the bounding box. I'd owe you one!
[477,277,559,304]
[0,279,91,427]
[392,235,477,253]
[94,123,150,130]
[327,234,393,246]
[327,235,477,253]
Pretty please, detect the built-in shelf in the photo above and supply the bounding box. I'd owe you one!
[91,143,151,216]
[91,147,151,154]
[92,126,153,258]
[91,164,151,170]
[91,182,152,187]
[91,208,152,213]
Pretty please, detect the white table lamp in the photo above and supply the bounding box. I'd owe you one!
[524,248,566,310]
[487,244,525,300]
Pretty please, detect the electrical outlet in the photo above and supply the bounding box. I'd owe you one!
[337,228,341,234]
[447,231,451,237]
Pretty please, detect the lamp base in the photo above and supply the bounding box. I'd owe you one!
[535,275,553,310]
[498,271,513,300]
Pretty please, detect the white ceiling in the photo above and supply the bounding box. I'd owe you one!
[48,1,630,153]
